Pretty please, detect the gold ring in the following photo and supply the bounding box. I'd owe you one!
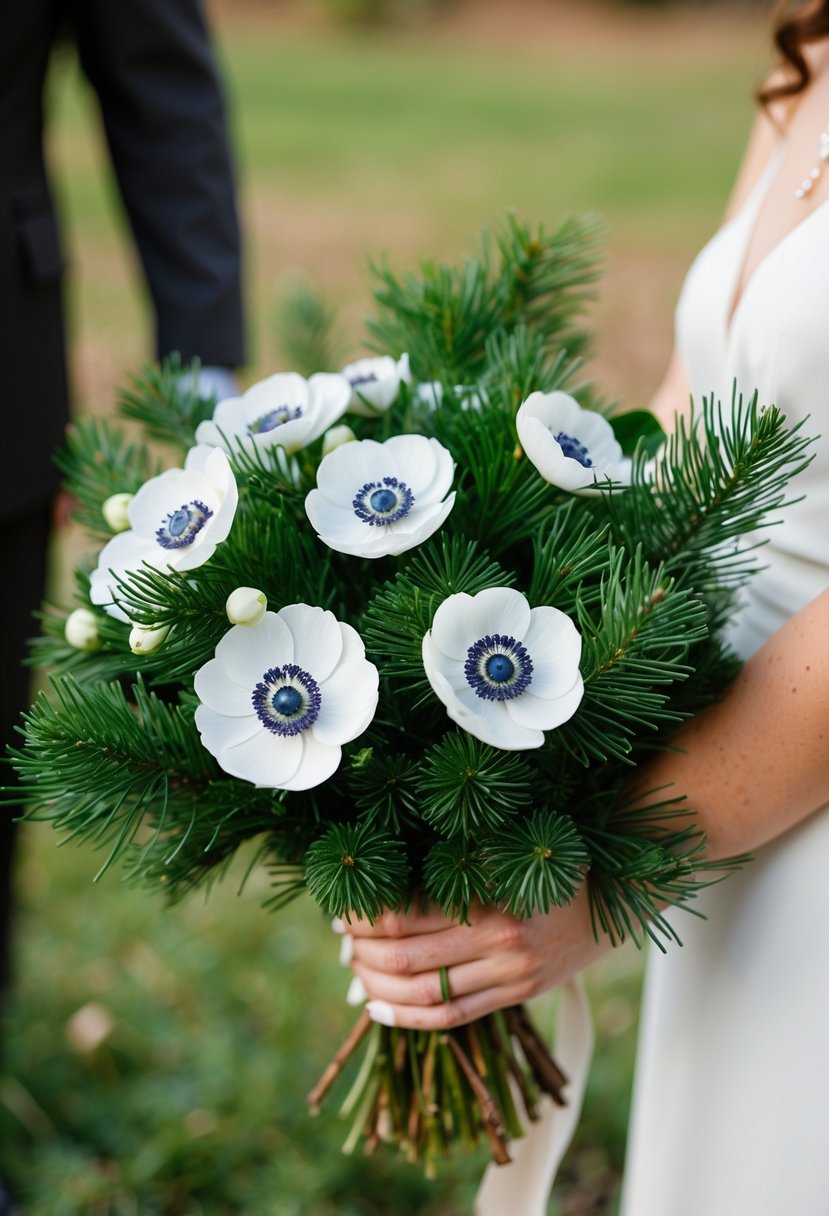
[439,965,451,1004]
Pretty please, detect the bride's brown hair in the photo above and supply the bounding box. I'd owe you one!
[758,0,829,105]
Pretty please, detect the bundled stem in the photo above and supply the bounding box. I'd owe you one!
[306,1004,568,1170]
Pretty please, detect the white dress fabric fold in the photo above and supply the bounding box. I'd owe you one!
[475,980,594,1216]
[621,144,829,1215]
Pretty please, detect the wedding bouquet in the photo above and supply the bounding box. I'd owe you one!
[7,215,810,1172]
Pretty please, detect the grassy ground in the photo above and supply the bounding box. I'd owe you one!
[4,3,771,1212]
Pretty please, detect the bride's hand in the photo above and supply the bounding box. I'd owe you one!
[341,888,609,1030]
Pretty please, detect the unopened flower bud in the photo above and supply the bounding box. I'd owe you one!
[226,587,267,627]
[65,608,102,652]
[322,424,357,458]
[129,623,170,655]
[102,493,133,533]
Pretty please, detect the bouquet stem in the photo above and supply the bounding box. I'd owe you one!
[307,1005,568,1169]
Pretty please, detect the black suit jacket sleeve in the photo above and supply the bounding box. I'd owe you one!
[69,0,245,367]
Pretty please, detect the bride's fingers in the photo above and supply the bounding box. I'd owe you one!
[343,905,456,939]
[364,983,527,1031]
[351,957,509,1008]
[351,922,497,974]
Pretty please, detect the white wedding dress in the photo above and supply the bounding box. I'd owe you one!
[620,146,829,1215]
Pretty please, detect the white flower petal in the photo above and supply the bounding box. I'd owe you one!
[194,703,262,750]
[463,587,532,647]
[337,621,367,665]
[216,728,304,788]
[210,394,252,434]
[406,439,456,507]
[194,658,256,714]
[425,593,476,660]
[315,438,390,504]
[505,674,584,731]
[184,444,220,474]
[278,731,343,791]
[194,418,227,450]
[342,356,401,415]
[93,529,156,576]
[517,414,597,491]
[313,659,379,746]
[304,488,364,543]
[241,373,308,423]
[522,606,583,698]
[279,604,344,684]
[395,492,456,551]
[306,373,352,441]
[431,666,543,750]
[381,434,439,497]
[521,390,582,432]
[214,612,295,685]
[517,391,627,495]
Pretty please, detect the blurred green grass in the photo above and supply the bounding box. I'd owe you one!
[5,7,769,1212]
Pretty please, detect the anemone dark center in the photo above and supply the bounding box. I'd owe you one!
[485,654,515,683]
[273,687,303,716]
[249,405,302,434]
[369,488,398,513]
[464,634,533,702]
[156,499,213,550]
[252,663,321,736]
[554,431,593,468]
[353,476,415,527]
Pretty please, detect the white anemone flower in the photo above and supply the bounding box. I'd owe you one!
[341,353,411,417]
[195,371,351,457]
[516,391,631,494]
[193,605,379,792]
[89,446,238,622]
[304,433,456,559]
[422,587,583,751]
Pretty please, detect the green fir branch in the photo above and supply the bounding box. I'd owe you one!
[54,417,161,541]
[362,536,514,697]
[366,213,602,386]
[274,277,344,376]
[556,548,710,766]
[484,811,589,918]
[6,676,216,875]
[616,391,814,593]
[347,748,421,833]
[422,838,491,922]
[526,501,612,612]
[583,794,749,949]
[417,732,532,837]
[304,820,410,922]
[117,355,217,451]
[493,211,603,355]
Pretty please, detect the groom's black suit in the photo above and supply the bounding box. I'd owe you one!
[0,0,246,990]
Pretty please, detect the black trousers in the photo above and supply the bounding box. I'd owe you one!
[1,504,51,993]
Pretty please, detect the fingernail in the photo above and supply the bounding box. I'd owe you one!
[338,934,354,967]
[331,916,346,935]
[366,1000,396,1027]
[346,976,367,1006]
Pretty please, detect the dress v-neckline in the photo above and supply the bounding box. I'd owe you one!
[725,143,829,343]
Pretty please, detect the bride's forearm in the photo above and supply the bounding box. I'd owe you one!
[639,586,829,859]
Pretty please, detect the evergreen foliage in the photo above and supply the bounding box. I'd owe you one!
[276,277,344,376]
[5,211,813,950]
